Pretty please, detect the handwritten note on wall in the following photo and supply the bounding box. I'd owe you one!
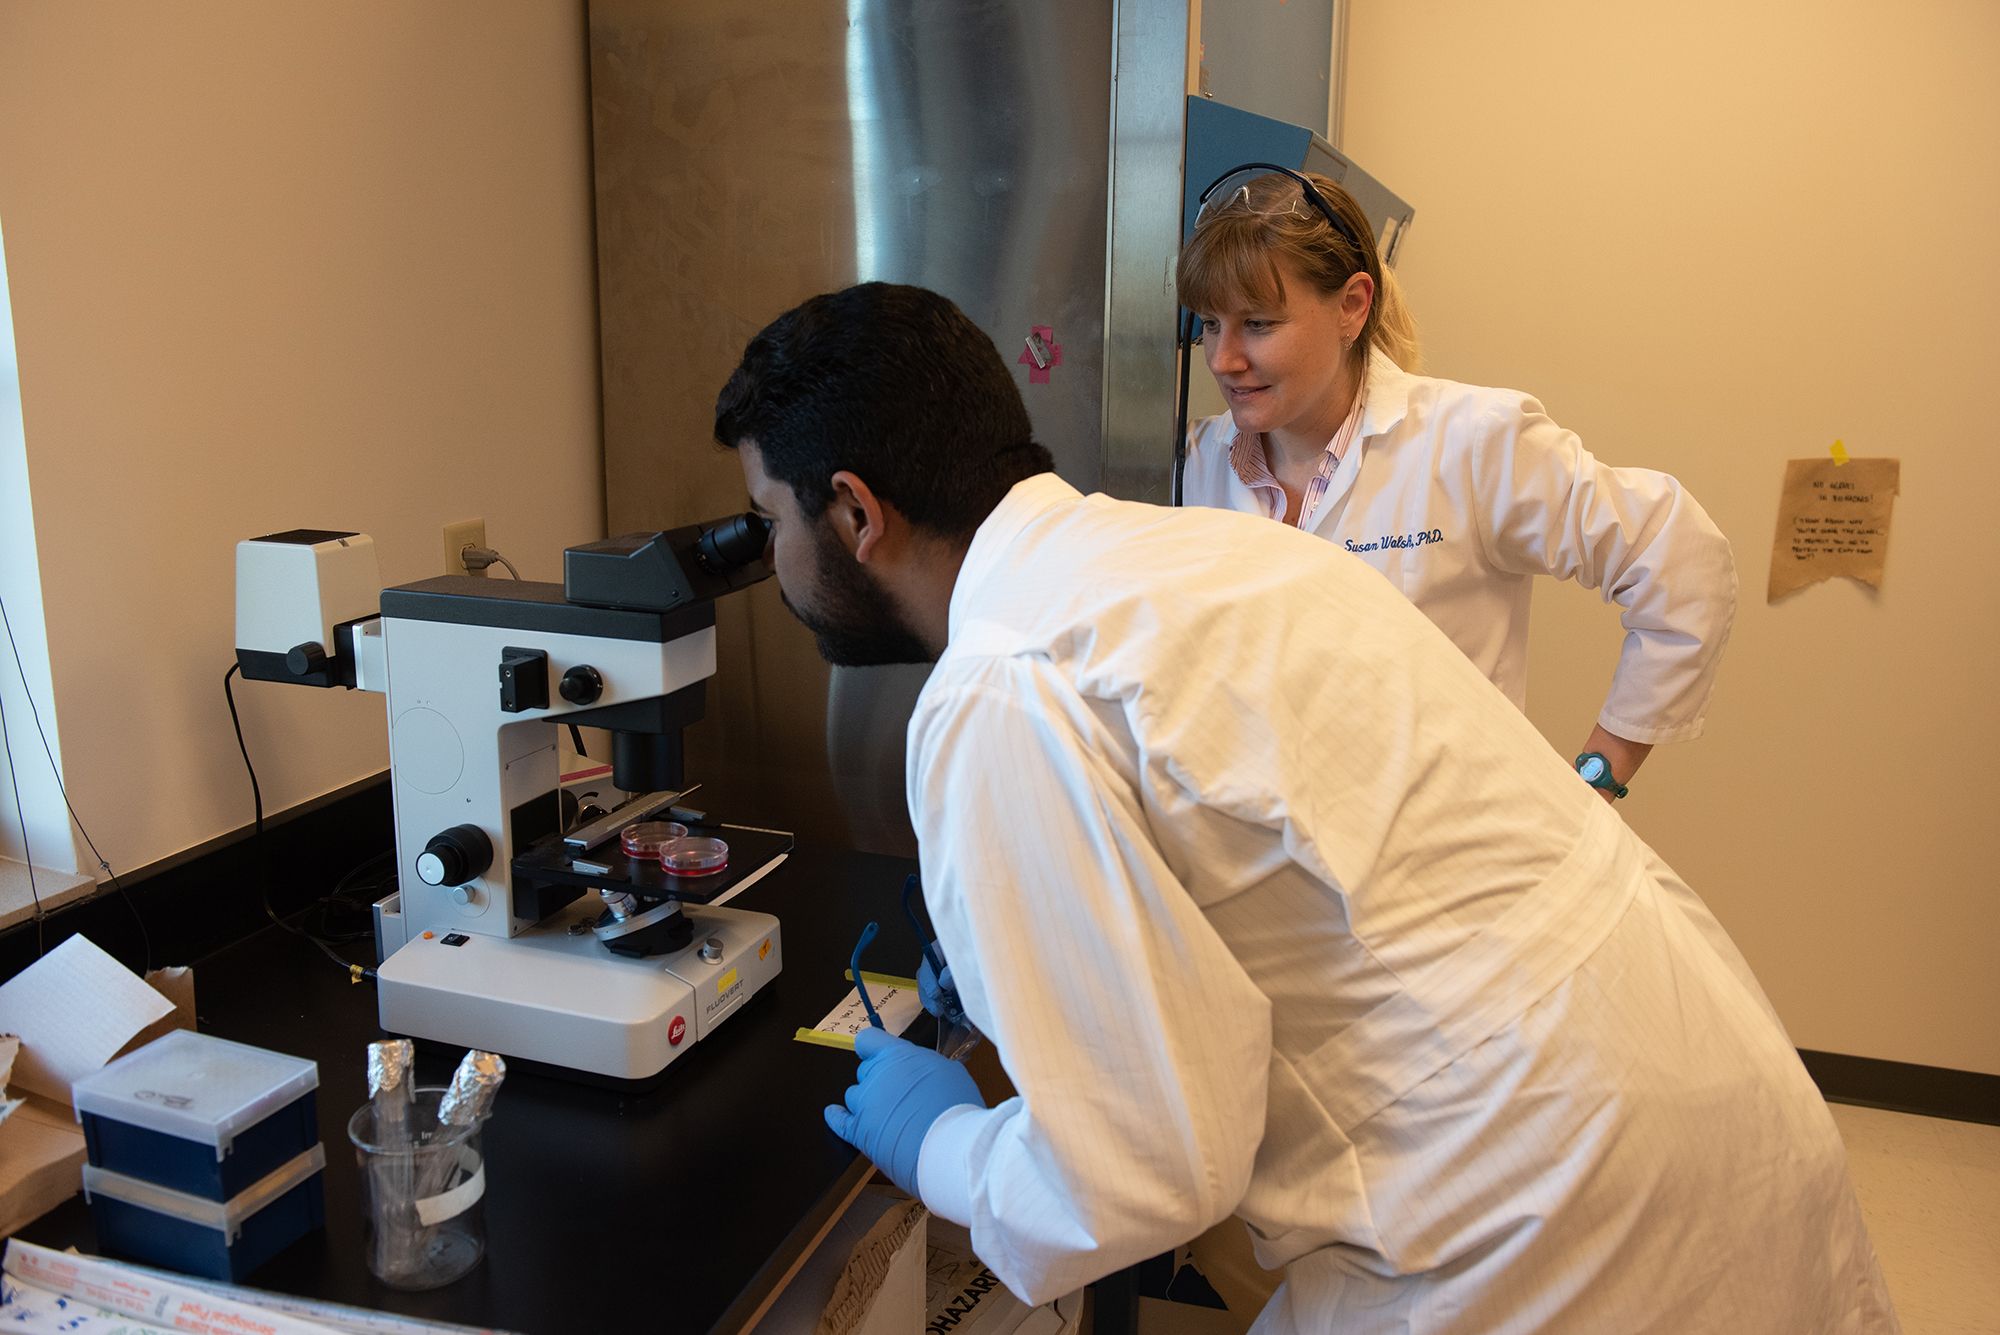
[1767,457,1901,601]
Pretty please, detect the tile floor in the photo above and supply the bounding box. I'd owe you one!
[1829,1103,2000,1335]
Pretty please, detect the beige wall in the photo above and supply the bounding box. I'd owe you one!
[1344,0,1999,1071]
[0,4,603,875]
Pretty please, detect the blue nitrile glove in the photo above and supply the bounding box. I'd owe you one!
[823,1026,983,1196]
[917,950,959,1020]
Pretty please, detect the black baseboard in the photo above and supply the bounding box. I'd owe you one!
[1800,1049,2000,1126]
[0,775,395,984]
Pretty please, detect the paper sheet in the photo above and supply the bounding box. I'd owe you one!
[1,1242,521,1335]
[113,1259,519,1335]
[1768,457,1901,601]
[2,1270,183,1333]
[795,973,924,1050]
[5,1240,350,1335]
[0,935,176,1106]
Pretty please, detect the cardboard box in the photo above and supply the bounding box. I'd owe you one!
[0,936,197,1236]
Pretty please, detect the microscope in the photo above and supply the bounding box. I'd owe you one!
[233,518,786,1084]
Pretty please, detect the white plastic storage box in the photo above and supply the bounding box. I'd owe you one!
[84,1145,327,1282]
[72,1030,321,1201]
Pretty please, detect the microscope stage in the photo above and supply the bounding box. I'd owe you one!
[512,821,795,907]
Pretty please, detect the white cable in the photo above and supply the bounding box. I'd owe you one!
[459,546,522,579]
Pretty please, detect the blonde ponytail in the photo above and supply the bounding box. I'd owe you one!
[1369,263,1422,373]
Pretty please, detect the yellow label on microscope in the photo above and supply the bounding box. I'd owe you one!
[717,968,738,997]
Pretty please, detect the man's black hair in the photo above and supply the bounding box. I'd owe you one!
[714,283,1055,537]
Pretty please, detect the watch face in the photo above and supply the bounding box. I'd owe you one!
[1578,756,1606,782]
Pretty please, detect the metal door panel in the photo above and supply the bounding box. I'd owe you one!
[589,1,1121,850]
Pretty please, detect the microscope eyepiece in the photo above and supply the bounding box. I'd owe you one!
[564,514,772,610]
[694,512,771,575]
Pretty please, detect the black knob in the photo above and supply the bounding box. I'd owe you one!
[416,824,492,887]
[559,664,604,705]
[285,641,328,677]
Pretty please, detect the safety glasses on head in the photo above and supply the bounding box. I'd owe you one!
[1192,163,1363,253]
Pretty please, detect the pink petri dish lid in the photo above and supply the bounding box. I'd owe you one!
[619,821,689,858]
[658,835,729,876]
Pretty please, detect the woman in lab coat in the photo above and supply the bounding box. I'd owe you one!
[1177,169,1735,801]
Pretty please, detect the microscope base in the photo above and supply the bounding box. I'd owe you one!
[375,895,783,1081]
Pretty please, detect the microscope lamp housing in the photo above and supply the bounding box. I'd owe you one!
[233,530,382,689]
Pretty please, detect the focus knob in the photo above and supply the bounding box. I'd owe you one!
[285,641,328,677]
[559,664,604,705]
[416,824,492,887]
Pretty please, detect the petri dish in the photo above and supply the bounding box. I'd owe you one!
[619,821,689,859]
[658,836,729,877]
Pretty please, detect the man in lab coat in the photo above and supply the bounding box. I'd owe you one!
[715,282,1897,1334]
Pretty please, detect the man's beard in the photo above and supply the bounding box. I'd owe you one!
[785,525,934,667]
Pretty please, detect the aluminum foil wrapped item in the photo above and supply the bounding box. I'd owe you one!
[437,1049,506,1128]
[367,1039,416,1146]
[368,1039,415,1101]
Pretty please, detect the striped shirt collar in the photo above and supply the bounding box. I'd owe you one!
[1221,352,1416,527]
[1228,380,1366,527]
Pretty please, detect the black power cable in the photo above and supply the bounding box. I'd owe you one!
[222,662,372,983]
[313,847,396,944]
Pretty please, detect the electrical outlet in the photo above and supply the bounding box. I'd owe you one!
[442,519,486,576]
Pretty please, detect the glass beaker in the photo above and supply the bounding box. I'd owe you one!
[347,1086,486,1290]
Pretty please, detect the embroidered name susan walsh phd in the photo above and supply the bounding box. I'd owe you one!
[1345,529,1443,554]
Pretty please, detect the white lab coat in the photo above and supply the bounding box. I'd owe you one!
[1183,356,1736,741]
[911,475,1895,1333]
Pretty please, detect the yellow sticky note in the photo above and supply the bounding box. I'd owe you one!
[1830,438,1849,466]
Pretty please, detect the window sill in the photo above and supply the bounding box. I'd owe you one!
[0,858,96,932]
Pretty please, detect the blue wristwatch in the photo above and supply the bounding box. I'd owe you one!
[1574,752,1629,799]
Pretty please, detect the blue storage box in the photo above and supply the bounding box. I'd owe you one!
[72,1030,320,1201]
[83,1145,327,1282]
